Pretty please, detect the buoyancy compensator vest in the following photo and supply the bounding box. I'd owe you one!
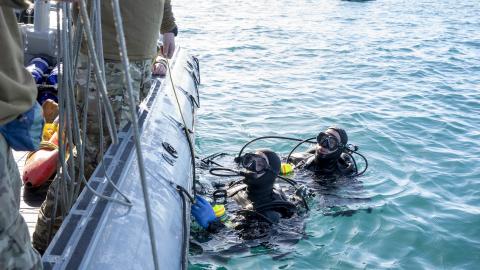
[304,152,355,176]
[228,184,297,223]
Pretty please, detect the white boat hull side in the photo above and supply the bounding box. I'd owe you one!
[42,47,200,270]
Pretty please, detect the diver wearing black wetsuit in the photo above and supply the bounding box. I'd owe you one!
[229,149,298,223]
[192,149,301,234]
[289,127,355,177]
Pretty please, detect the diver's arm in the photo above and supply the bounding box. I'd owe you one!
[289,152,313,166]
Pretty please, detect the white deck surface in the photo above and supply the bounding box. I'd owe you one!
[14,150,46,239]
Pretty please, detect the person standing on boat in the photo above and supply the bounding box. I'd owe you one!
[33,0,178,254]
[0,0,44,269]
[77,0,178,179]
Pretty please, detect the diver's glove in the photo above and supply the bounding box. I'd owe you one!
[0,102,44,151]
[191,195,217,229]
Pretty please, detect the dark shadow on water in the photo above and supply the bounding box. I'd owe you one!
[324,207,373,217]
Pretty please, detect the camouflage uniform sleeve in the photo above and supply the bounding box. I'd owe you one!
[0,135,42,269]
[0,4,37,125]
[0,0,31,9]
[160,0,177,34]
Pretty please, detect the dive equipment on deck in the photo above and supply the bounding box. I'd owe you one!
[46,65,59,87]
[37,64,60,104]
[26,57,50,84]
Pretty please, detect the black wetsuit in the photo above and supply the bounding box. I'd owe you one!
[290,149,355,177]
[202,183,301,236]
[202,149,304,236]
[229,184,297,222]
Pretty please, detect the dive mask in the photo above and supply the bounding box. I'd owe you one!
[240,153,270,174]
[316,132,341,151]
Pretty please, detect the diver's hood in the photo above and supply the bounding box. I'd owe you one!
[242,149,281,205]
[311,126,348,172]
[244,170,277,205]
[231,150,297,224]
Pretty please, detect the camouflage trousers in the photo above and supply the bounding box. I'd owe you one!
[32,55,152,254]
[0,135,42,270]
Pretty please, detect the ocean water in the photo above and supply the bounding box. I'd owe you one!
[173,0,480,269]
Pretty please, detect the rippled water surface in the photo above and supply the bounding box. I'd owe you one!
[173,0,480,269]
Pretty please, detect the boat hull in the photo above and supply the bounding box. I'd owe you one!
[42,47,200,270]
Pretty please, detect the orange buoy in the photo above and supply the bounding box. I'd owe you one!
[22,126,60,188]
[22,145,59,188]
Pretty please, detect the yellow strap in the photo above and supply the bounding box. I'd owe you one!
[25,141,59,162]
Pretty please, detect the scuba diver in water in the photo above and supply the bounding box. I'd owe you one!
[288,127,363,178]
[229,126,367,181]
[191,149,305,234]
[192,128,368,233]
[285,126,371,217]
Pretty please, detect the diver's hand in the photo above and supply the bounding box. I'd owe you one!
[191,195,216,229]
[161,32,175,59]
[0,102,44,151]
